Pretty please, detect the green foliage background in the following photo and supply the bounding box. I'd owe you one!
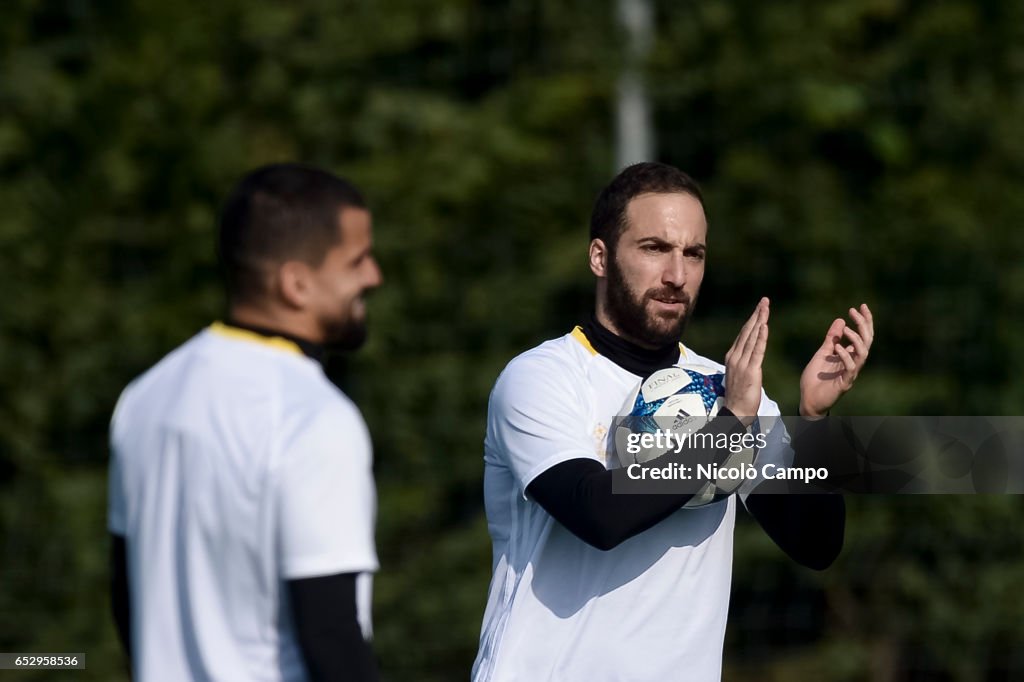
[2,1,1023,680]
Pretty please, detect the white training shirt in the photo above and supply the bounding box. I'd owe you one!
[472,328,787,682]
[108,323,378,682]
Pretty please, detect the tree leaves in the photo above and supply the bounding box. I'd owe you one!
[2,1,1023,679]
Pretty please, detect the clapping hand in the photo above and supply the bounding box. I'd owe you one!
[799,304,874,418]
[724,297,770,425]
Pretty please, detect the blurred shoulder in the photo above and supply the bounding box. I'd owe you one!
[112,330,210,417]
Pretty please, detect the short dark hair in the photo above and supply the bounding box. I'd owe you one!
[217,163,366,305]
[589,162,704,253]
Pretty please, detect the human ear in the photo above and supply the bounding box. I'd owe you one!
[277,261,314,309]
[589,239,608,278]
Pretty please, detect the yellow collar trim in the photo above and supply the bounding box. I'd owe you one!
[571,326,597,355]
[208,321,304,357]
[571,325,689,360]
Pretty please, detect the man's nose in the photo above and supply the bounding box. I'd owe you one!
[366,256,383,288]
[662,252,687,288]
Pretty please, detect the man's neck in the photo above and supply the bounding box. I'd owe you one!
[580,314,680,378]
[225,308,325,362]
[229,306,323,342]
[593,308,656,350]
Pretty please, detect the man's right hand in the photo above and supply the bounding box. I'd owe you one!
[723,297,769,424]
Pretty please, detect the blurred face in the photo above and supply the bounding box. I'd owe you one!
[598,192,706,348]
[307,207,382,350]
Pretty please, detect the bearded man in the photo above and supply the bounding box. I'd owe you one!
[109,164,383,682]
[472,162,873,681]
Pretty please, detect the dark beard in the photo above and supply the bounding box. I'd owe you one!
[605,254,696,348]
[322,316,368,352]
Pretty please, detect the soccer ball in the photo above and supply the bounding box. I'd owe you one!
[612,364,758,508]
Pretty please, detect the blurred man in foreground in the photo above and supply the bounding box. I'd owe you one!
[108,163,382,681]
[473,162,873,681]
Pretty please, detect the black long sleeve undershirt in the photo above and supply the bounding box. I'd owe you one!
[744,415,845,570]
[288,573,379,682]
[526,409,748,551]
[527,318,845,565]
[110,535,131,664]
[109,535,377,681]
[528,413,846,569]
[745,493,845,570]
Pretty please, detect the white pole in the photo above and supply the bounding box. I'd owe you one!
[616,0,655,169]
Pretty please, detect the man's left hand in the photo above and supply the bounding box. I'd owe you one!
[799,303,874,417]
